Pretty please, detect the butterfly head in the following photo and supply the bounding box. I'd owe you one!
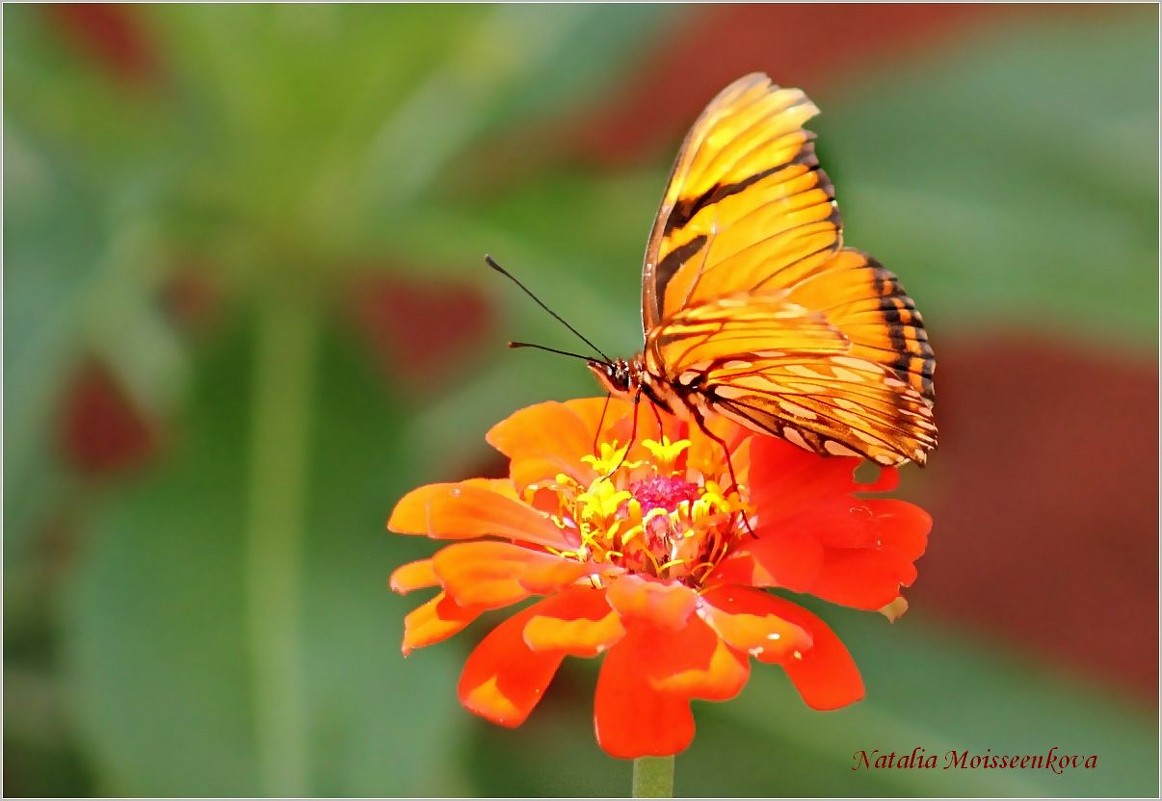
[587,358,637,398]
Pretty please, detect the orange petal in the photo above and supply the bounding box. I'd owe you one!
[583,396,664,453]
[486,399,608,487]
[401,592,482,656]
[519,555,609,594]
[459,600,567,728]
[637,618,750,701]
[605,574,697,630]
[432,541,569,608]
[387,481,568,549]
[389,558,438,594]
[686,416,748,479]
[697,586,813,662]
[522,587,626,656]
[759,596,864,710]
[594,629,696,759]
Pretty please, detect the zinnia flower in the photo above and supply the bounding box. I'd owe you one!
[387,398,930,759]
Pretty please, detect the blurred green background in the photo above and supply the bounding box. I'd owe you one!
[4,4,1158,797]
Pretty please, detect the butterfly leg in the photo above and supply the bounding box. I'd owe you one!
[688,404,757,538]
[602,391,641,479]
[650,398,664,428]
[592,392,614,456]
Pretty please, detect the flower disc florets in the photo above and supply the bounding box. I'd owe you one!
[534,437,747,585]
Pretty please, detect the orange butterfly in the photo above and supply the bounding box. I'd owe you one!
[586,73,937,467]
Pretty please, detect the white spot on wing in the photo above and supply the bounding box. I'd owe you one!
[778,400,817,420]
[832,356,881,372]
[784,364,823,379]
[830,365,866,383]
[714,385,750,400]
[823,440,860,457]
[782,426,809,450]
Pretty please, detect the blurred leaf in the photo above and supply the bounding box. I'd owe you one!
[357,5,676,214]
[814,10,1158,351]
[3,129,97,552]
[61,319,464,795]
[3,126,188,556]
[1,6,172,175]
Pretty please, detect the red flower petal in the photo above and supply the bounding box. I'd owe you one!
[605,574,697,629]
[523,587,626,656]
[758,596,864,710]
[389,558,438,594]
[710,527,824,591]
[698,586,813,661]
[459,600,567,728]
[433,541,590,608]
[749,436,863,516]
[779,499,931,610]
[865,499,931,558]
[594,628,696,759]
[810,550,918,610]
[401,592,483,656]
[760,496,878,551]
[388,481,568,549]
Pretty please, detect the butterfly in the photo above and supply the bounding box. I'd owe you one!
[586,72,937,467]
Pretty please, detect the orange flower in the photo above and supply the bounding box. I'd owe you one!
[387,398,931,759]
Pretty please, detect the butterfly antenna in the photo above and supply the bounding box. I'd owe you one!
[507,341,597,362]
[484,254,611,362]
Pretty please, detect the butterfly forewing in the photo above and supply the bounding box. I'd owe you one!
[637,73,937,466]
[642,74,841,332]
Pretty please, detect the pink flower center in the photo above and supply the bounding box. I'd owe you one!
[628,475,702,515]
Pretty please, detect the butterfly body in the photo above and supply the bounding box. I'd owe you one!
[594,73,938,467]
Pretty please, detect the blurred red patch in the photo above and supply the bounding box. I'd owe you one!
[347,272,493,388]
[566,5,1115,166]
[57,359,157,476]
[45,4,159,88]
[911,336,1159,702]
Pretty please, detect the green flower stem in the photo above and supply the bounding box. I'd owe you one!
[632,756,675,798]
[244,288,319,795]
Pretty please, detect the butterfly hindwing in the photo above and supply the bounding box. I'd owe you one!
[785,248,935,401]
[645,255,936,467]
